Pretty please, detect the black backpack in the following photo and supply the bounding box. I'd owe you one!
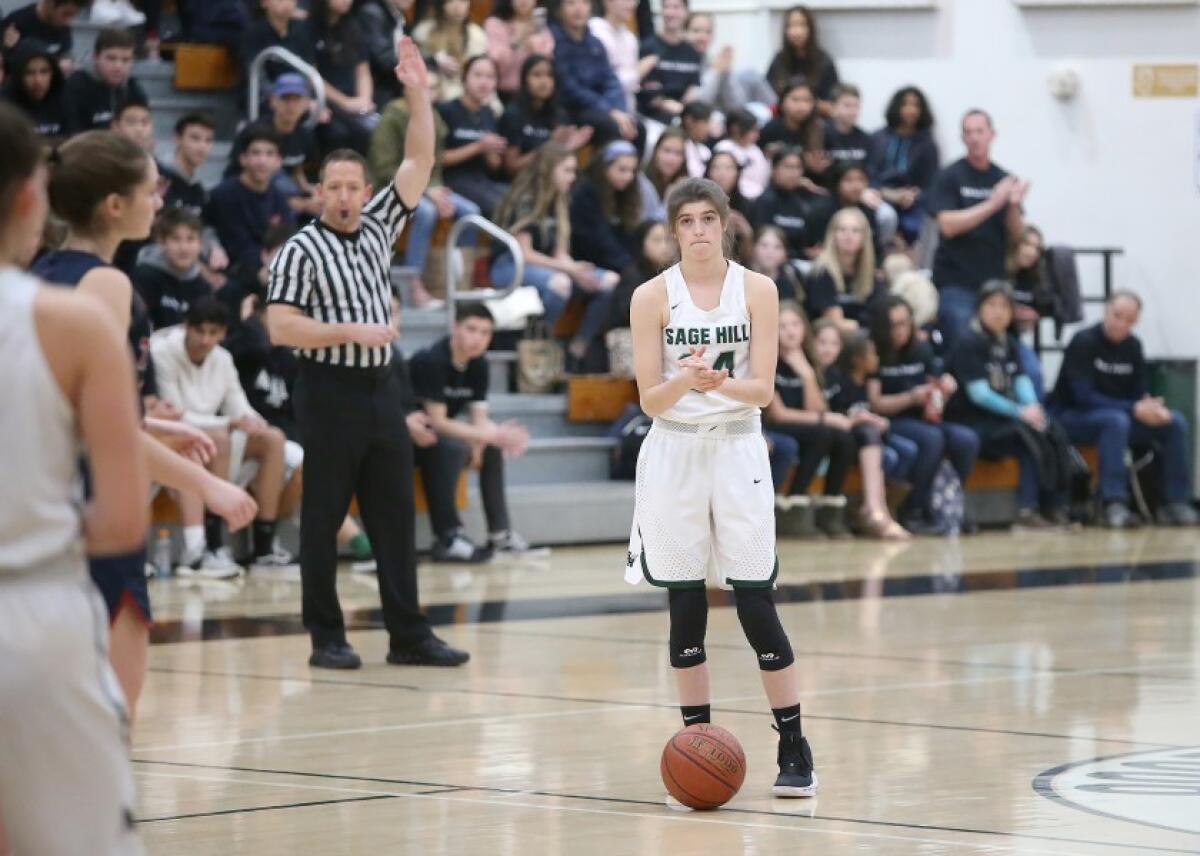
[608,403,652,480]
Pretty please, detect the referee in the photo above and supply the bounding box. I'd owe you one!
[265,39,468,670]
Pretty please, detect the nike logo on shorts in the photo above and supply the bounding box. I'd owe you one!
[753,478,762,483]
[671,302,682,310]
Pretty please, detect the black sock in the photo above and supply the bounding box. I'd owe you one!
[204,513,224,552]
[772,703,803,734]
[680,704,711,726]
[253,519,276,557]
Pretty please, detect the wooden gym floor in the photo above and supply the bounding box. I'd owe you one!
[134,528,1200,854]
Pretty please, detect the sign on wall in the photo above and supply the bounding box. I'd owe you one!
[1133,64,1199,97]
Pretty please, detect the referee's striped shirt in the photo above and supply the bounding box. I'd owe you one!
[266,184,410,368]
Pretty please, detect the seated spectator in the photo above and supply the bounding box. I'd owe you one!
[485,0,554,101]
[311,0,376,156]
[438,54,509,217]
[358,0,415,108]
[607,218,671,335]
[766,5,838,108]
[413,0,488,103]
[227,75,321,217]
[588,0,639,113]
[930,109,1029,350]
[111,98,158,273]
[133,208,214,329]
[178,0,248,48]
[204,126,296,280]
[151,297,301,573]
[685,12,774,120]
[492,144,617,370]
[570,138,642,274]
[749,146,824,261]
[552,0,640,146]
[370,59,478,306]
[945,280,1072,529]
[867,85,939,245]
[824,83,870,172]
[161,112,216,215]
[0,38,71,139]
[680,100,712,177]
[636,0,702,125]
[411,303,539,558]
[703,151,752,262]
[760,77,830,183]
[64,27,147,132]
[868,293,979,534]
[713,108,769,200]
[240,0,316,87]
[750,224,802,302]
[638,126,687,222]
[808,160,897,257]
[1007,223,1054,399]
[1049,291,1199,528]
[1,0,85,73]
[804,208,883,331]
[498,54,591,176]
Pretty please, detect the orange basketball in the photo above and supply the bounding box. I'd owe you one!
[660,723,746,810]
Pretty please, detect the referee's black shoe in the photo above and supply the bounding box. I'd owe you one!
[386,635,470,667]
[308,642,363,670]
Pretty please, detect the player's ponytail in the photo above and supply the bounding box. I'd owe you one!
[0,102,43,235]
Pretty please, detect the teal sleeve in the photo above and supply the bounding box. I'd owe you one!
[1014,375,1037,406]
[966,379,1021,418]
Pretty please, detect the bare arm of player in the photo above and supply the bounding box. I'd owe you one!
[75,267,133,332]
[36,289,147,554]
[708,271,778,408]
[392,37,436,211]
[140,433,258,531]
[267,304,397,350]
[631,276,698,417]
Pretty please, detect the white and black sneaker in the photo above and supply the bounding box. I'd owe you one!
[488,529,551,559]
[773,729,818,797]
[249,542,299,574]
[176,546,243,580]
[431,531,491,564]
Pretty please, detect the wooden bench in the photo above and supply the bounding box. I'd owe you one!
[168,43,239,91]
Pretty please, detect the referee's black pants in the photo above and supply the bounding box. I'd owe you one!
[294,361,431,651]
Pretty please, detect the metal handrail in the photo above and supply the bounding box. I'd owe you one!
[445,215,525,331]
[247,47,327,129]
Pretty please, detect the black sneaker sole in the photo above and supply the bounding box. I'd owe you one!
[386,650,470,667]
[308,653,362,669]
[772,771,819,797]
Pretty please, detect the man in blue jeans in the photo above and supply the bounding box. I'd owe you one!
[1049,291,1198,528]
[929,110,1029,351]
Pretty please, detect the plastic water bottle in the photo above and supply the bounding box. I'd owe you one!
[153,528,172,580]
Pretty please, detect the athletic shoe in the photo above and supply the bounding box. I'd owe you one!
[1045,507,1079,530]
[431,532,491,563]
[1156,502,1200,527]
[489,529,551,559]
[1102,501,1140,529]
[1012,508,1055,530]
[176,546,243,579]
[90,0,146,25]
[773,729,818,797]
[248,543,299,573]
[386,635,470,667]
[309,642,362,670]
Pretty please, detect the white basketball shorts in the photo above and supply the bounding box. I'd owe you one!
[0,559,143,855]
[625,417,778,589]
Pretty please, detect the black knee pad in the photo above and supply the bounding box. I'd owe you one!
[668,587,708,668]
[733,587,794,671]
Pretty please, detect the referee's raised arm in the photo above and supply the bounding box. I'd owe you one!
[390,36,436,210]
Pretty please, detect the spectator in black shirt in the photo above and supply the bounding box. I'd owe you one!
[1007,223,1054,399]
[1049,291,1198,528]
[748,146,823,261]
[607,218,671,333]
[111,98,160,274]
[759,77,827,184]
[132,208,214,329]
[1,0,84,74]
[411,304,540,558]
[805,160,897,259]
[1,38,72,139]
[765,5,837,109]
[637,0,702,125]
[703,151,752,262]
[569,138,642,273]
[204,125,296,278]
[498,54,592,177]
[803,207,882,331]
[357,0,413,108]
[750,225,802,303]
[312,0,375,155]
[63,27,147,132]
[866,86,939,245]
[638,125,686,221]
[161,112,216,216]
[239,0,316,87]
[823,83,869,171]
[868,293,978,533]
[437,54,509,217]
[930,109,1028,349]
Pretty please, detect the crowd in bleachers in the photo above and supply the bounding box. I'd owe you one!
[1,0,1196,563]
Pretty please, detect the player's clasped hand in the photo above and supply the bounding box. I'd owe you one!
[678,346,728,393]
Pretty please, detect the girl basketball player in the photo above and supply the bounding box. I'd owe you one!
[626,177,817,797]
[33,130,257,720]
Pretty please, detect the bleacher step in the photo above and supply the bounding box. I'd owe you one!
[506,436,615,485]
[489,393,607,437]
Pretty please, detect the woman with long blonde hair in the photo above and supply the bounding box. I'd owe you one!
[803,205,880,331]
[491,143,618,368]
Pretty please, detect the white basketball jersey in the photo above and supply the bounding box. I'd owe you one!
[658,261,758,424]
[0,268,82,573]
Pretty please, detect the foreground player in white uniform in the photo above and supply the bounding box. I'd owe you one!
[0,103,145,854]
[626,177,817,797]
